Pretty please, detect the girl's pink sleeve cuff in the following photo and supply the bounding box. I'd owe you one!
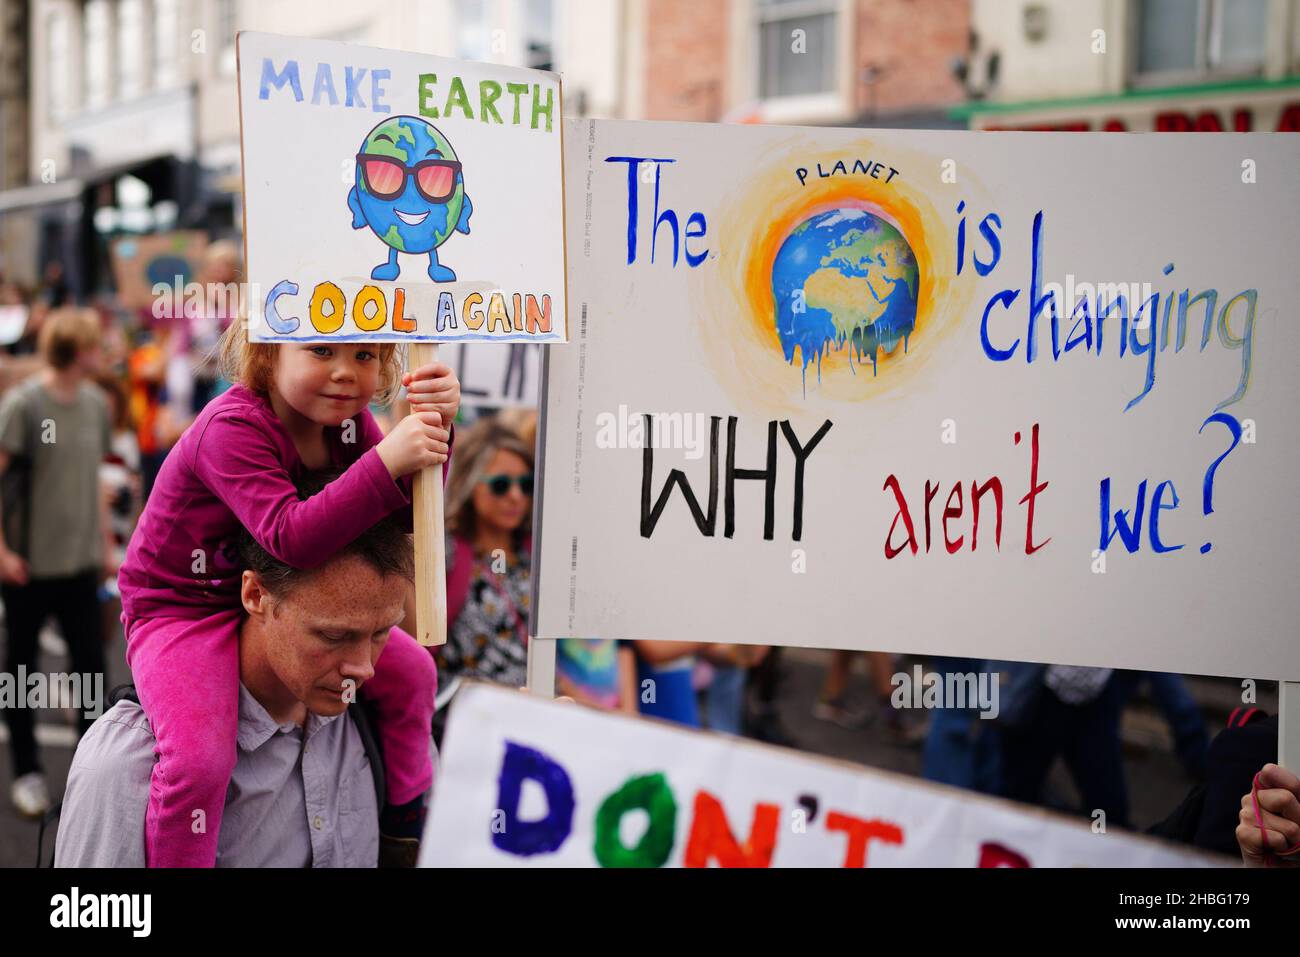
[360,446,412,512]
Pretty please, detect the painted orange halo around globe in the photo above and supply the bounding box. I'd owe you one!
[693,135,982,417]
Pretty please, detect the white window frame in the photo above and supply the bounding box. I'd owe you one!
[1129,0,1272,88]
[117,0,146,101]
[522,0,555,72]
[454,0,555,69]
[455,0,492,60]
[153,0,180,90]
[216,0,237,77]
[46,8,71,121]
[732,0,854,125]
[84,0,114,109]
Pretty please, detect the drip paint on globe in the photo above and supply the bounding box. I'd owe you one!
[772,208,919,388]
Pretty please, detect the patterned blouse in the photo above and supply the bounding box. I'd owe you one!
[436,537,531,690]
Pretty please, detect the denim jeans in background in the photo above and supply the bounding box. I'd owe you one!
[921,656,1002,794]
[704,664,747,735]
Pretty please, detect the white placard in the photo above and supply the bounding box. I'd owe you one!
[237,32,567,343]
[445,341,542,408]
[534,118,1300,680]
[0,305,27,346]
[421,683,1225,867]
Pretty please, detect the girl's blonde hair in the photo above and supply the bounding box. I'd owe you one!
[445,416,536,546]
[215,319,403,404]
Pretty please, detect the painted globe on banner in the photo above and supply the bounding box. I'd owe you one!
[771,208,919,384]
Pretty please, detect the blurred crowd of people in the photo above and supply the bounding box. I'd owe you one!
[0,245,1292,869]
[0,243,243,816]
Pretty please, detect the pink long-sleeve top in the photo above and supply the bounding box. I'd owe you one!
[119,384,418,621]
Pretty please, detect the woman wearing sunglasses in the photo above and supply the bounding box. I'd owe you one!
[436,418,537,725]
[436,414,639,726]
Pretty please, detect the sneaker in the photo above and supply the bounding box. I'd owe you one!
[11,772,51,818]
[812,695,872,729]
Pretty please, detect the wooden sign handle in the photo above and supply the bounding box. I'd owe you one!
[409,341,447,646]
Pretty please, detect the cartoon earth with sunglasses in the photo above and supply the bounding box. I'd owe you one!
[347,115,473,282]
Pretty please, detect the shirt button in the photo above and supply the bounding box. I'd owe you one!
[313,816,324,830]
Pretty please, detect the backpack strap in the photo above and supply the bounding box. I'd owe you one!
[109,684,140,706]
[36,801,61,867]
[348,698,386,811]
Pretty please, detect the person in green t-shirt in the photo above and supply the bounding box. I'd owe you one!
[0,307,113,818]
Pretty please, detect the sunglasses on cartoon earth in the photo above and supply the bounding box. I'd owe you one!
[480,474,534,497]
[356,154,462,203]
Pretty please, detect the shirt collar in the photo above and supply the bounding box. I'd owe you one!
[236,683,342,752]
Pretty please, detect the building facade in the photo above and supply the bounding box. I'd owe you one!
[630,0,970,126]
[4,0,976,295]
[958,0,1300,131]
[8,0,618,293]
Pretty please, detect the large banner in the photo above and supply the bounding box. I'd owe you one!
[533,119,1300,680]
[420,683,1223,867]
[236,32,567,343]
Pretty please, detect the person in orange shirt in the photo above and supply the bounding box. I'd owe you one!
[127,325,166,498]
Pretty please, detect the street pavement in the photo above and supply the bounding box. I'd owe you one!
[0,625,1266,866]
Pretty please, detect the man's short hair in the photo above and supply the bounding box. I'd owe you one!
[237,470,414,596]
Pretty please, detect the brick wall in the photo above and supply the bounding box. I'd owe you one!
[640,0,970,121]
[852,0,969,116]
[643,0,732,120]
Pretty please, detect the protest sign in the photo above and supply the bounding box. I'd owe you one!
[421,682,1223,867]
[446,341,542,408]
[236,31,567,343]
[532,119,1300,681]
[237,31,568,645]
[109,231,208,312]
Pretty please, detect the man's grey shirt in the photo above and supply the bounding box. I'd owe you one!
[55,684,379,867]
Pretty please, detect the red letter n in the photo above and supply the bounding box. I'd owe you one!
[683,791,780,868]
